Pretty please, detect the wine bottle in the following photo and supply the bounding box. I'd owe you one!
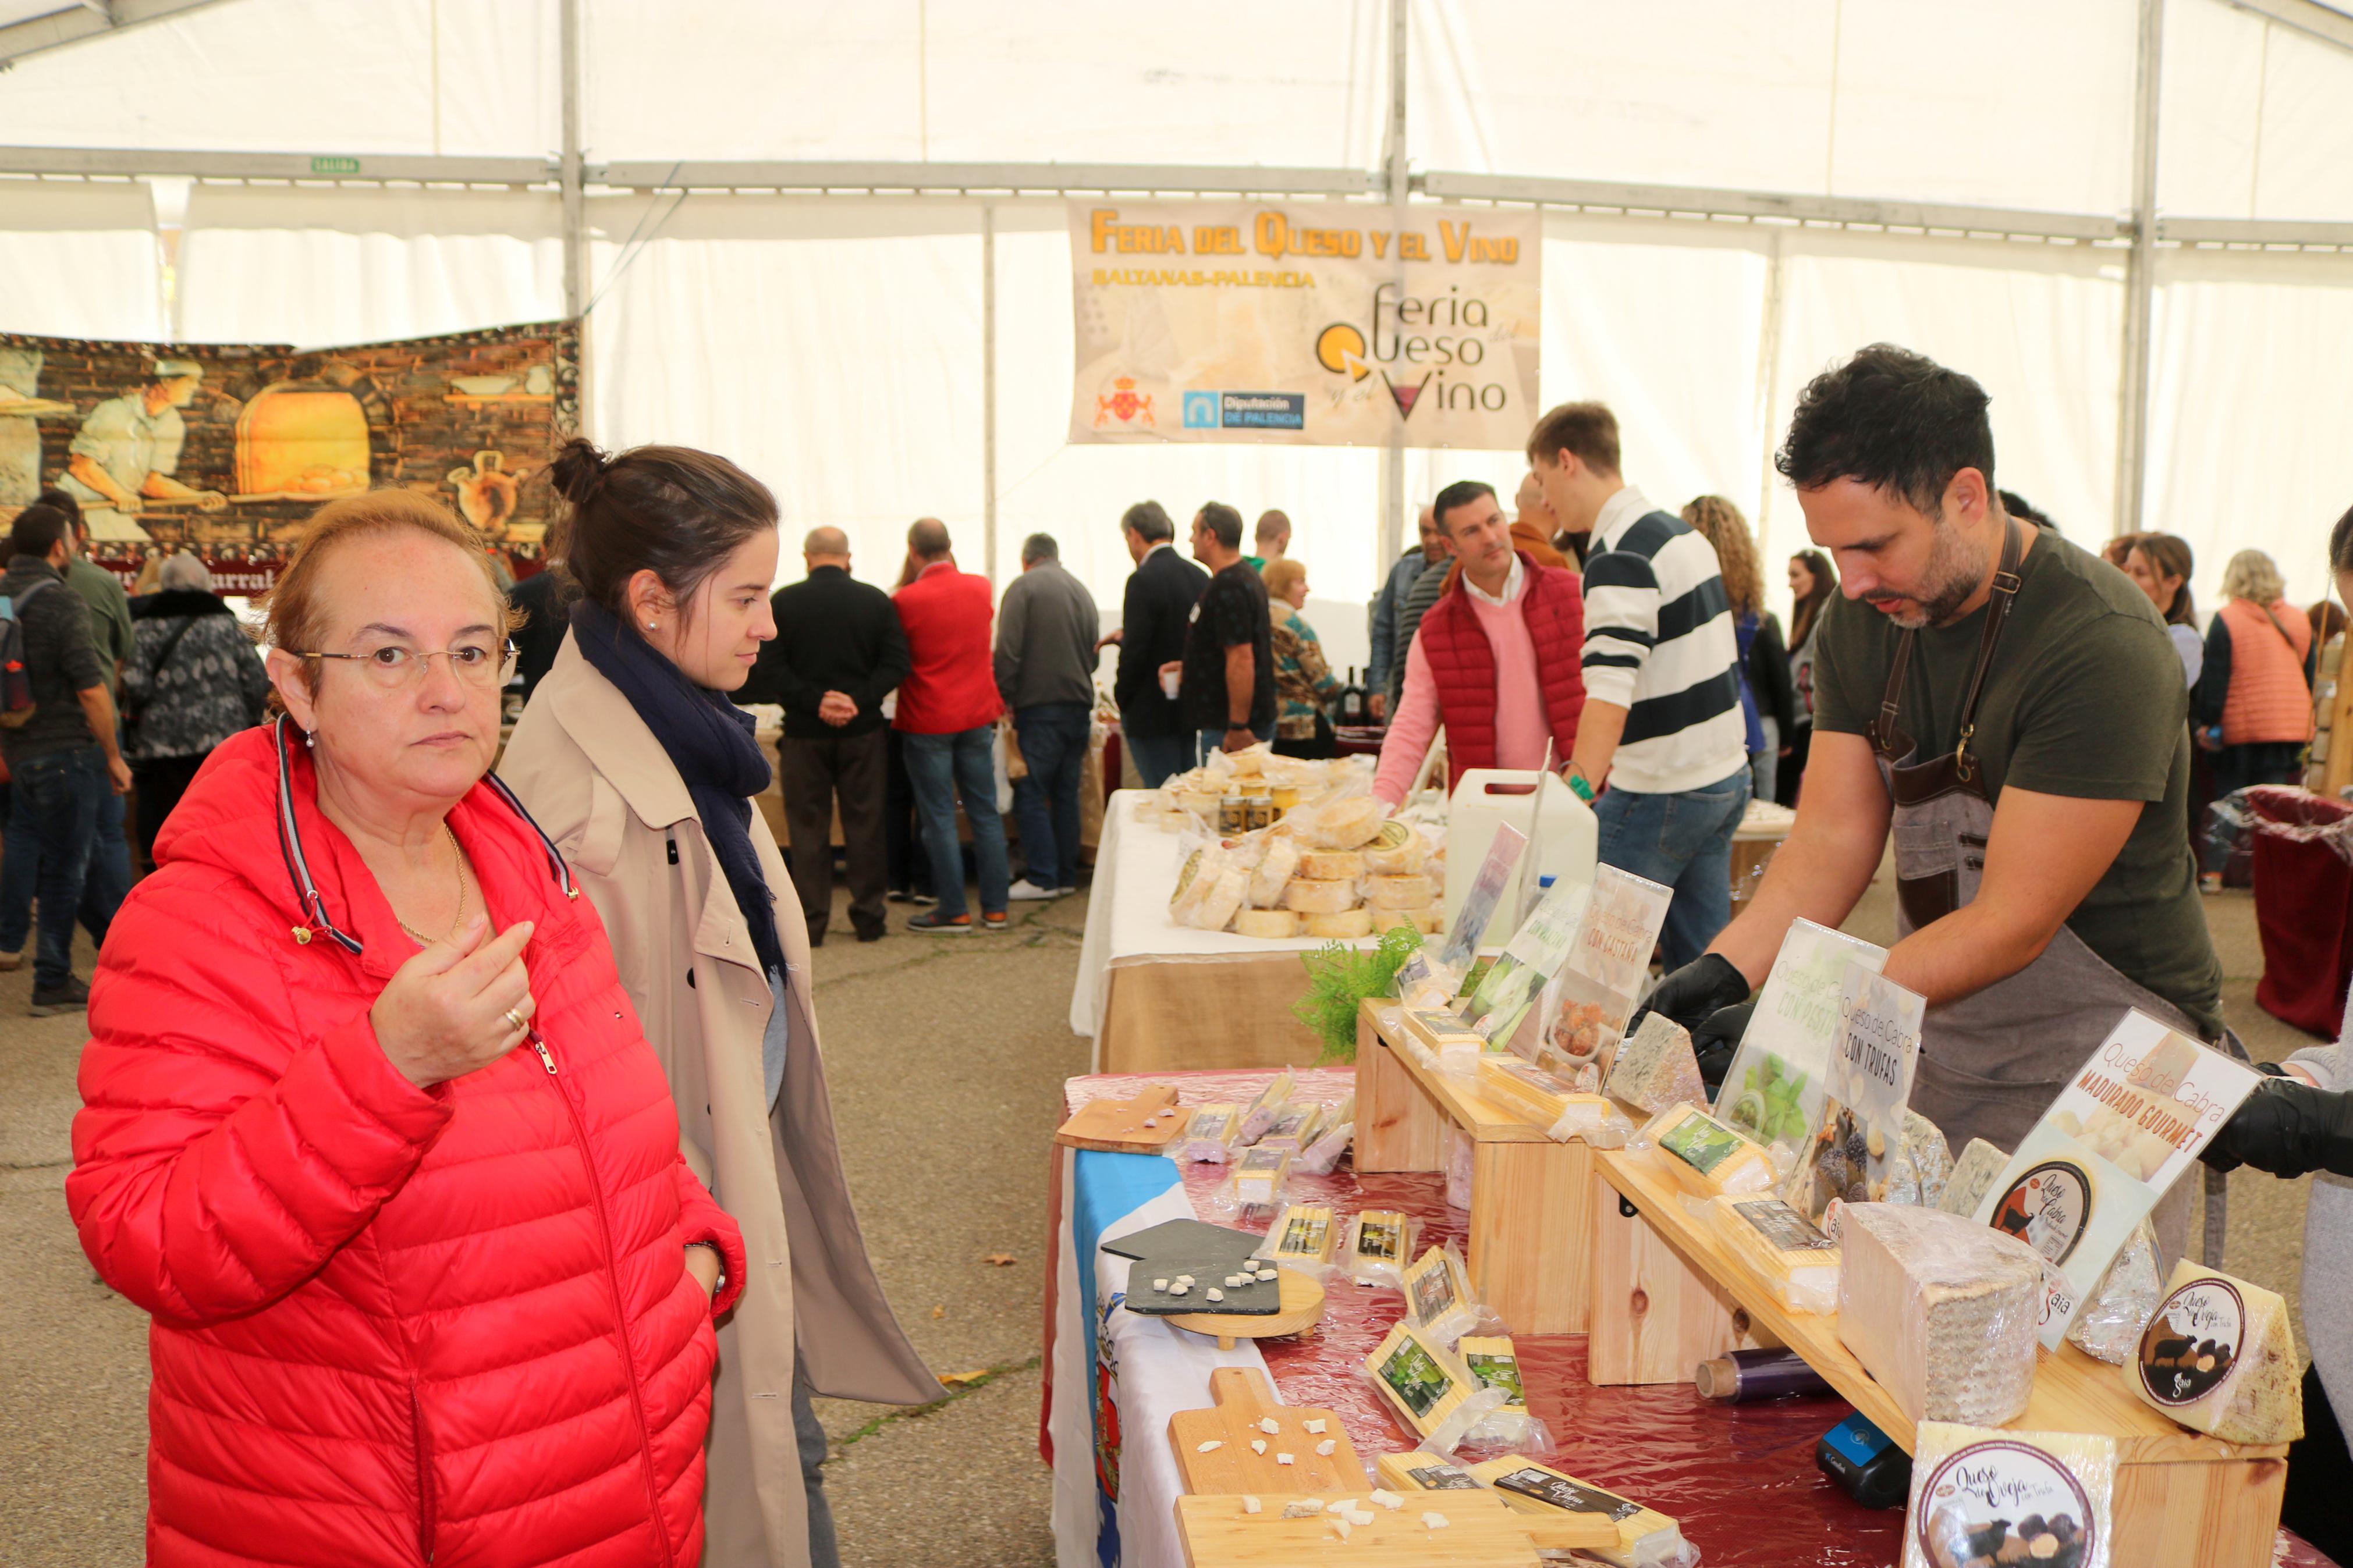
[1338,666,1367,725]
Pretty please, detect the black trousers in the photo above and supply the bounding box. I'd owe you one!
[2284,1361,2352,1564]
[132,753,208,870]
[779,729,889,940]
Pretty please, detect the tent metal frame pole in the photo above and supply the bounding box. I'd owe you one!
[559,0,585,322]
[982,201,998,586]
[2116,0,2164,538]
[1378,0,1409,589]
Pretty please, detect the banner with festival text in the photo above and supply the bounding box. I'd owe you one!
[1068,200,1541,449]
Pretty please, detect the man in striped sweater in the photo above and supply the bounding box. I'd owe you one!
[1531,401,1751,969]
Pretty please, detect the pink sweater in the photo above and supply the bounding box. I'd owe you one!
[1374,578,1551,805]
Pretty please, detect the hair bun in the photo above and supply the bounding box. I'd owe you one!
[548,438,612,505]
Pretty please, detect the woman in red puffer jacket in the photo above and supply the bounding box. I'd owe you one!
[68,490,744,1568]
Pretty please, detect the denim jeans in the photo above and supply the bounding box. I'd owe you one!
[1,755,133,955]
[1125,731,1193,791]
[4,746,109,987]
[1196,724,1273,764]
[1012,703,1091,890]
[1593,765,1751,972]
[903,726,1010,920]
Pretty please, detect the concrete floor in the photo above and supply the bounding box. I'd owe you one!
[0,880,2328,1566]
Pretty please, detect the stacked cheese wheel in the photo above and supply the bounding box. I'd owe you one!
[1174,796,1445,941]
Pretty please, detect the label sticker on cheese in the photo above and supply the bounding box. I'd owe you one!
[1912,1439,2097,1568]
[1990,1159,2093,1268]
[1395,1458,1481,1491]
[1405,1247,1462,1326]
[1267,1203,1332,1263]
[2137,1277,2244,1406]
[1733,1197,1838,1254]
[1353,1210,1407,1263]
[1659,1109,1748,1175]
[1461,1340,1525,1404]
[1492,1467,1642,1523]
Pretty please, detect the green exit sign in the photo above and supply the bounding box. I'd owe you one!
[310,155,361,175]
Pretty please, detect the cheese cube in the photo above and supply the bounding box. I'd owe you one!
[1605,1012,1709,1117]
[1837,1204,2042,1427]
[2128,1261,2304,1444]
[1257,1416,1281,1434]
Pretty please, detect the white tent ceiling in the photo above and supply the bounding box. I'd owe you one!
[1,0,2350,627]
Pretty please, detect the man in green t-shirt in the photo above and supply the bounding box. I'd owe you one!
[1639,344,2221,1160]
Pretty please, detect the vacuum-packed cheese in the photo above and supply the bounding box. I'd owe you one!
[1710,1194,1841,1313]
[1605,1012,1708,1118]
[1303,908,1374,939]
[1837,1204,2042,1427]
[1466,1455,1684,1566]
[1361,826,1429,875]
[1180,1104,1241,1163]
[1232,908,1301,939]
[1936,1137,2010,1217]
[1257,1203,1335,1267]
[1364,1320,1474,1439]
[2129,1261,2304,1444]
[1479,1056,1611,1140]
[1282,876,1358,914]
[1305,797,1385,849]
[1365,873,1435,909]
[1645,1103,1775,1194]
[1903,1423,2116,1568]
[1375,1452,1484,1494]
[1296,849,1367,882]
[1246,836,1301,908]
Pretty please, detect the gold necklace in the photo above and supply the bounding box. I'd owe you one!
[393,825,469,946]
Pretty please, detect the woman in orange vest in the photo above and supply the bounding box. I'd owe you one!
[2194,547,2316,890]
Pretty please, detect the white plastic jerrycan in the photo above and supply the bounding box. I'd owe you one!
[1443,769,1599,937]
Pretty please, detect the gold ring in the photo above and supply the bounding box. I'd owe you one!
[504,1007,528,1032]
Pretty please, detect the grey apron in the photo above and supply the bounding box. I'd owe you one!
[1869,519,2205,1158]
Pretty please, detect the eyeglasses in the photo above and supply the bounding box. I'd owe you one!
[290,641,519,689]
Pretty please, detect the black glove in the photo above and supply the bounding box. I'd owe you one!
[2201,1076,2353,1181]
[1630,954,1755,1090]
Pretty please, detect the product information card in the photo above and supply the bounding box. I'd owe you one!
[1787,964,1923,1221]
[1717,920,1888,1148]
[1531,865,1674,1089]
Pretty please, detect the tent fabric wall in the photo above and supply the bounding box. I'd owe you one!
[2160,0,2353,223]
[0,182,162,340]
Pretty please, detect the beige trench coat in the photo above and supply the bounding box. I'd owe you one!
[500,638,942,1568]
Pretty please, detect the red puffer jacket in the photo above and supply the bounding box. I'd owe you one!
[68,723,747,1568]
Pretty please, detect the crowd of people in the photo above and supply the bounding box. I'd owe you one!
[5,340,2353,1566]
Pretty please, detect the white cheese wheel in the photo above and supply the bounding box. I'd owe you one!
[1306,797,1385,849]
[1234,908,1303,940]
[1192,868,1249,931]
[1361,829,1428,875]
[1364,873,1435,909]
[1296,849,1367,881]
[1282,877,1360,915]
[1303,907,1375,938]
[1247,836,1301,908]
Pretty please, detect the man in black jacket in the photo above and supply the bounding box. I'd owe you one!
[1109,500,1208,788]
[740,527,911,944]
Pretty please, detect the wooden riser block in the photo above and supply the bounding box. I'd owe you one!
[2112,1457,2288,1568]
[1355,1030,1447,1174]
[1169,1368,1362,1496]
[1174,1491,1542,1567]
[1586,1178,1773,1386]
[1468,1139,1593,1335]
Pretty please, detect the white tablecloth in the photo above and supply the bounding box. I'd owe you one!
[1070,789,1360,1043]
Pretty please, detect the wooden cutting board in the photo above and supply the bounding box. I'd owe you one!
[1173,1490,1541,1567]
[1169,1368,1361,1495]
[1055,1085,1183,1153]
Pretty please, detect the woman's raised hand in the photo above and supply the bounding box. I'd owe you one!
[371,916,539,1087]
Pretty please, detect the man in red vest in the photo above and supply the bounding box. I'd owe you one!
[1372,480,1587,808]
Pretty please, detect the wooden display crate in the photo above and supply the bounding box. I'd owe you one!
[1353,1002,1595,1334]
[1589,1142,2290,1568]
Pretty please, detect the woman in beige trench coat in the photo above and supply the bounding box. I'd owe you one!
[501,440,940,1568]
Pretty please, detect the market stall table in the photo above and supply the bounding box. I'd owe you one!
[1042,1068,2338,1568]
[1071,789,1366,1072]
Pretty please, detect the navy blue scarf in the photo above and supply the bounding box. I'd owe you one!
[570,598,786,985]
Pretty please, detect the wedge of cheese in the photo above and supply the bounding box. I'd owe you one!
[1645,1103,1775,1194]
[1231,908,1301,940]
[1903,1423,2116,1568]
[1605,1012,1708,1118]
[1465,1455,1683,1566]
[1837,1204,2042,1427]
[1282,876,1358,914]
[1303,908,1374,939]
[2129,1261,2304,1445]
[1936,1137,2010,1217]
[1710,1194,1841,1313]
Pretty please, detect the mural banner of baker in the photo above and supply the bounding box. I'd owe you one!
[0,320,578,584]
[1067,199,1541,449]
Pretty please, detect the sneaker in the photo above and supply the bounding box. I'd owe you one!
[0,948,20,972]
[906,910,973,934]
[980,911,1010,933]
[2198,872,2223,894]
[888,888,939,906]
[1006,879,1059,901]
[30,975,90,1016]
[1057,885,1081,896]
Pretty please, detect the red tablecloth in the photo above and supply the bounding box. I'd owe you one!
[1055,1067,2337,1568]
[2249,785,2353,1037]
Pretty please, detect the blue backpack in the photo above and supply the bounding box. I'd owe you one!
[0,577,56,729]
